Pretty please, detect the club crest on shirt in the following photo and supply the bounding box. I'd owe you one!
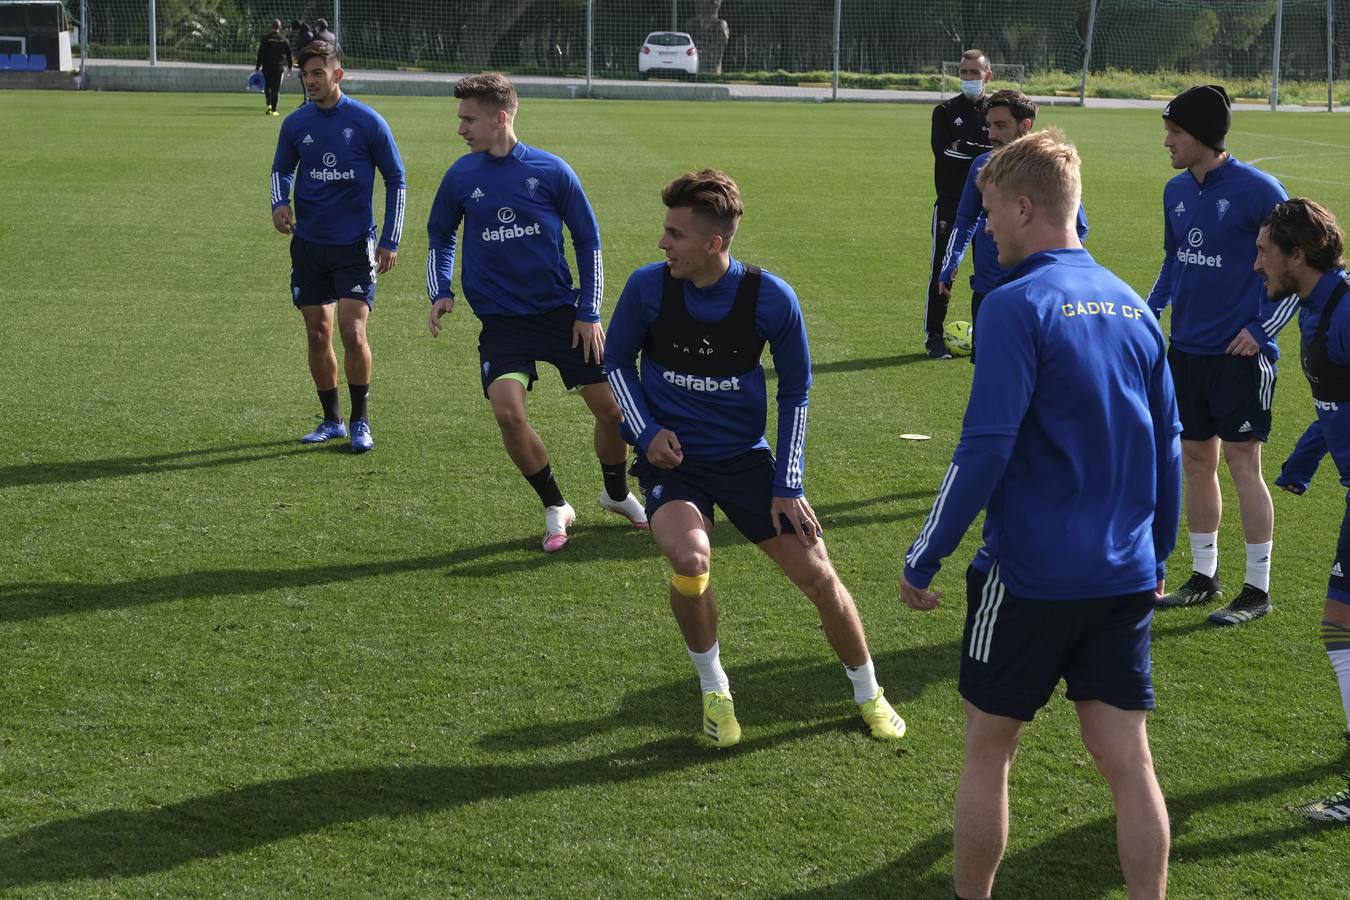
[1216,198,1231,221]
[342,127,353,146]
[526,177,540,197]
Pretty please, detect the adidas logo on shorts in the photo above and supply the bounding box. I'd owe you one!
[1334,562,1344,578]
[1238,421,1253,433]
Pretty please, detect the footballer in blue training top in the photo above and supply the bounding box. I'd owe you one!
[1146,84,1297,626]
[270,40,406,453]
[939,90,1088,356]
[605,169,907,749]
[425,74,644,553]
[901,130,1181,899]
[1251,198,1350,824]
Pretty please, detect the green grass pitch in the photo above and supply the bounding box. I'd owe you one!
[4,89,1350,897]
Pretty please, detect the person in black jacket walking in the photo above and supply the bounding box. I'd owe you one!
[924,49,992,359]
[255,19,292,116]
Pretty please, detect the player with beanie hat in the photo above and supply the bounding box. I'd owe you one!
[1162,84,1232,152]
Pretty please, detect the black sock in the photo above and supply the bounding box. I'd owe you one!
[601,461,628,502]
[349,383,369,422]
[525,464,565,509]
[318,387,341,422]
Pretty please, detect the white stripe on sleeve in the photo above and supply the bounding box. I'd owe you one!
[906,462,960,565]
[389,187,406,246]
[607,370,646,436]
[1261,294,1299,336]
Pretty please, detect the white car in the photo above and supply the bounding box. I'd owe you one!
[639,31,698,79]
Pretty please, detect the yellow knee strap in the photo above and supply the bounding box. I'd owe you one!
[671,570,710,598]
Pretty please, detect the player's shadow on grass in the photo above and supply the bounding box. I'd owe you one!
[774,760,1350,899]
[766,353,934,381]
[478,641,961,752]
[0,488,931,622]
[0,441,315,489]
[0,721,843,890]
[0,525,656,623]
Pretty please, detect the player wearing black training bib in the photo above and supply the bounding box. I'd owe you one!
[605,169,907,749]
[1252,199,1350,824]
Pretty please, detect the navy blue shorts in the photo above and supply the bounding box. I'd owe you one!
[476,306,605,398]
[290,236,377,308]
[1167,347,1274,442]
[1329,502,1350,606]
[630,448,799,545]
[960,564,1156,722]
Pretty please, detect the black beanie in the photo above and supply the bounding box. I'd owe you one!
[1162,84,1232,152]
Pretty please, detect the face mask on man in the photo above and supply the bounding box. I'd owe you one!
[960,78,984,99]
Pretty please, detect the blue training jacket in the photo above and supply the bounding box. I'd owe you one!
[271,93,407,249]
[603,259,811,498]
[1146,155,1296,358]
[1289,269,1350,602]
[426,141,603,323]
[905,249,1183,600]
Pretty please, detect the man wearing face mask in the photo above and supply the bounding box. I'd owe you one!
[925,49,993,360]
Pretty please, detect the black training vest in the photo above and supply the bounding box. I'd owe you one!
[1301,278,1350,402]
[643,265,765,377]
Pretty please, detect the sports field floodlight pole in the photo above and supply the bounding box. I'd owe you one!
[1328,0,1335,112]
[1079,0,1099,107]
[334,0,340,49]
[830,0,841,101]
[1269,0,1283,111]
[79,0,88,85]
[148,0,156,65]
[671,0,677,32]
[585,0,593,97]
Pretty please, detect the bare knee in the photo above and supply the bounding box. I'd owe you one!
[1081,722,1152,782]
[306,323,332,350]
[797,555,844,607]
[669,545,710,577]
[491,400,528,434]
[338,321,367,352]
[1222,440,1263,484]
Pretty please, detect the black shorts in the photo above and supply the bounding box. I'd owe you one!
[290,236,377,308]
[476,306,605,398]
[1167,346,1275,442]
[959,564,1156,722]
[630,448,799,545]
[1330,501,1350,606]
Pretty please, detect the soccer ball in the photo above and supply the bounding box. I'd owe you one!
[943,320,973,357]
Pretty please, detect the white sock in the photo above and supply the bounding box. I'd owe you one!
[1324,623,1350,731]
[844,657,879,704]
[1245,541,1272,592]
[1190,531,1219,579]
[688,641,730,695]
